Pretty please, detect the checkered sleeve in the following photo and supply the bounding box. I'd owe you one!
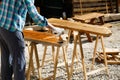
[24,0,48,27]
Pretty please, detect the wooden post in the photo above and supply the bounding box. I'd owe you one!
[105,0,109,13]
[26,43,34,80]
[116,0,120,13]
[42,45,47,67]
[53,47,60,80]
[79,0,83,14]
[69,34,78,78]
[100,36,109,75]
[91,35,99,70]
[78,33,87,80]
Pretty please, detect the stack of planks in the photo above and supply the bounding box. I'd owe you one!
[73,0,118,15]
[96,48,120,64]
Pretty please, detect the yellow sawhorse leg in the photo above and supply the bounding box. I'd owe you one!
[69,33,109,80]
[26,42,42,80]
[69,33,87,80]
[91,35,109,74]
[41,45,70,80]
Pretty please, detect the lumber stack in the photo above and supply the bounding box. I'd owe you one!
[73,0,118,15]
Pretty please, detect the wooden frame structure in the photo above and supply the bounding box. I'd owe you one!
[23,30,69,80]
[72,12,112,42]
[48,18,112,80]
[96,48,120,64]
[73,0,118,15]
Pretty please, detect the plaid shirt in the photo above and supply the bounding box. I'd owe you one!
[0,0,48,32]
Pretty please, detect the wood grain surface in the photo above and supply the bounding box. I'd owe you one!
[23,30,64,47]
[48,18,112,36]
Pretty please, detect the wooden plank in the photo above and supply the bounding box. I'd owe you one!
[73,0,106,3]
[48,18,112,36]
[98,48,120,55]
[73,12,104,21]
[107,61,120,64]
[96,48,120,64]
[23,30,65,47]
[24,25,42,31]
[73,7,112,13]
[96,57,120,64]
[86,67,107,75]
[102,23,112,28]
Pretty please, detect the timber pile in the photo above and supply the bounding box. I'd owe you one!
[96,48,120,64]
[73,0,118,15]
[104,13,120,22]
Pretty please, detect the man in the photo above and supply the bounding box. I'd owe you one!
[0,0,62,80]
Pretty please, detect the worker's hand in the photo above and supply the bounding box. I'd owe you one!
[52,27,64,36]
[47,22,64,36]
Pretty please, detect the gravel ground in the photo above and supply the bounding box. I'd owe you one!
[0,21,120,80]
[24,21,120,80]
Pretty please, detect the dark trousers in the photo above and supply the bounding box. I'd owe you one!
[0,28,26,80]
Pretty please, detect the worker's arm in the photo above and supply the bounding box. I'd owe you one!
[23,0,64,35]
